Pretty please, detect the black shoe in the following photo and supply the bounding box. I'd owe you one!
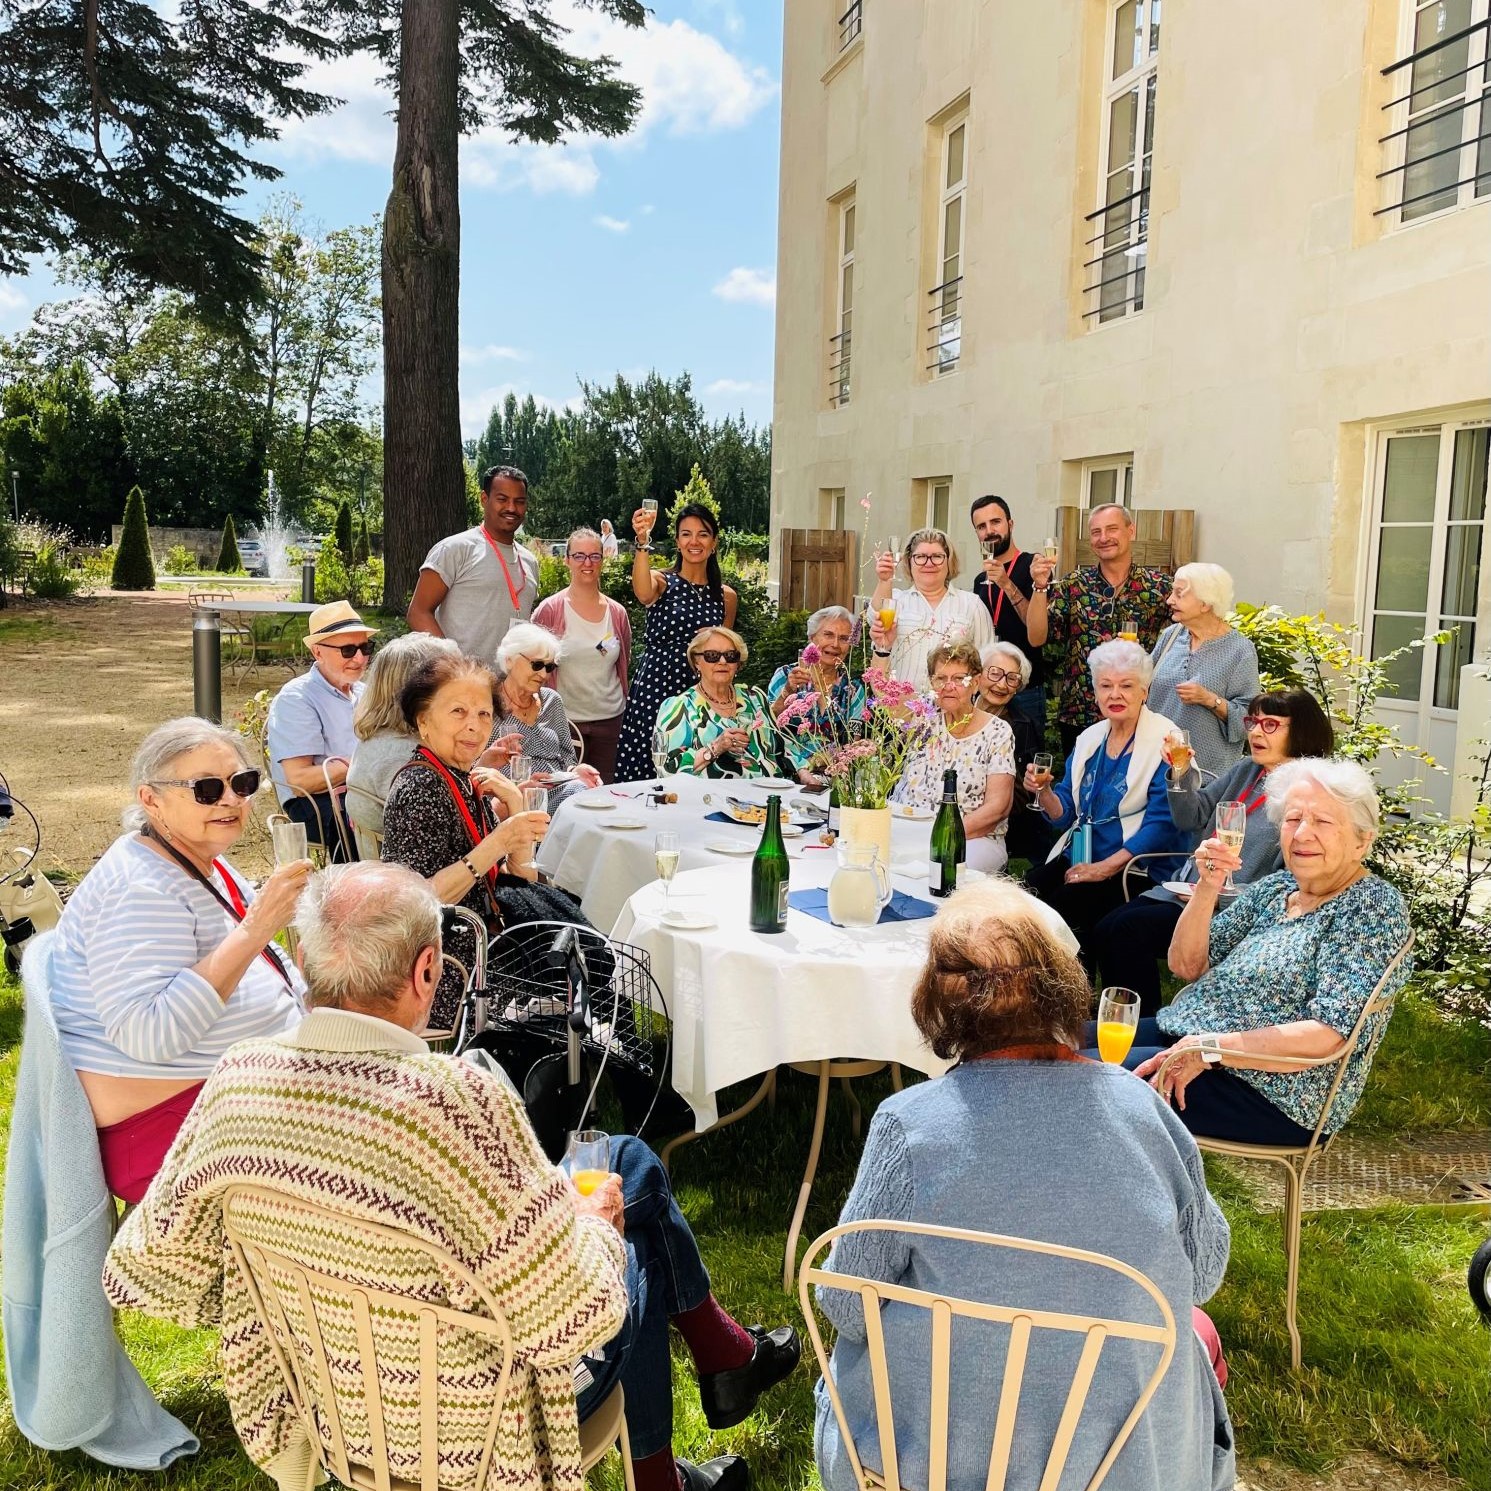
[677,1455,750,1491]
[698,1325,802,1430]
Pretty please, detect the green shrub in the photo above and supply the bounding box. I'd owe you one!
[162,543,197,574]
[313,534,351,603]
[353,515,371,567]
[28,541,79,599]
[537,552,568,600]
[665,464,722,534]
[111,487,156,590]
[334,500,354,567]
[216,514,242,572]
[720,528,769,564]
[77,547,116,594]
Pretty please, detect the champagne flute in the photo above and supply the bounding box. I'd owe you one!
[886,533,900,564]
[1214,801,1246,893]
[1096,987,1140,1064]
[270,818,308,867]
[512,784,547,872]
[1043,536,1059,564]
[1165,729,1193,779]
[506,753,533,787]
[562,1129,611,1197]
[655,831,680,912]
[650,726,669,784]
[1028,751,1054,811]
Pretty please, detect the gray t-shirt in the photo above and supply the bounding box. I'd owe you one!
[421,525,538,665]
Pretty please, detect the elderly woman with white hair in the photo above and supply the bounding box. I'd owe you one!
[1023,640,1188,956]
[48,718,310,1202]
[1146,562,1260,778]
[975,639,1043,768]
[488,620,604,809]
[1103,759,1413,1146]
[766,605,869,785]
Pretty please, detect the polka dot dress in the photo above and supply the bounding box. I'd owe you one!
[614,572,725,781]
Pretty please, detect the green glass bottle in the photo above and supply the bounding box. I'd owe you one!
[749,793,791,932]
[929,768,966,898]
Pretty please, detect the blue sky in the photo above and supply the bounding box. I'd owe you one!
[0,0,782,435]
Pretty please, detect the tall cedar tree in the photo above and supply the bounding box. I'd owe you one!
[353,513,371,566]
[216,513,241,571]
[111,485,155,589]
[298,0,645,609]
[334,498,354,566]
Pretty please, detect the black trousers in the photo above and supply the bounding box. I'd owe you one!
[1089,896,1184,1017]
[1024,855,1147,976]
[282,792,356,862]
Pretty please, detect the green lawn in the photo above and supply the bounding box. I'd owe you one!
[0,970,1486,1490]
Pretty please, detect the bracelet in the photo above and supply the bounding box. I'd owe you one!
[873,648,891,657]
[636,543,654,553]
[1033,585,1050,595]
[461,855,481,882]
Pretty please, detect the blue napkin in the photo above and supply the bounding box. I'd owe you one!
[705,811,751,825]
[788,888,937,925]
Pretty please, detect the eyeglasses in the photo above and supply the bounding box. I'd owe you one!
[568,552,604,564]
[1242,715,1285,734]
[696,649,742,664]
[982,668,1023,685]
[315,640,375,659]
[935,676,973,690]
[151,770,262,805]
[525,657,559,673]
[910,552,947,566]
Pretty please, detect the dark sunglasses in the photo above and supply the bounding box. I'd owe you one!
[317,640,375,659]
[152,769,262,805]
[525,657,559,673]
[696,649,741,664]
[1242,715,1285,734]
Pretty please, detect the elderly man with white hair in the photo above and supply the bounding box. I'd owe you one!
[1146,562,1261,778]
[103,862,800,1491]
[765,605,869,785]
[487,620,603,809]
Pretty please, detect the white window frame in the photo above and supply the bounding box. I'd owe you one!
[1081,456,1135,509]
[831,197,855,407]
[1087,0,1159,325]
[925,478,953,532]
[822,487,847,529]
[930,113,967,375]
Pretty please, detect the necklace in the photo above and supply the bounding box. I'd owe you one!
[502,680,539,719]
[699,683,737,709]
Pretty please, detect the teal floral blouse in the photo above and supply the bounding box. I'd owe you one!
[654,684,780,778]
[1156,871,1412,1130]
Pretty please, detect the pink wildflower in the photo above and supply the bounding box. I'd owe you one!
[800,642,822,666]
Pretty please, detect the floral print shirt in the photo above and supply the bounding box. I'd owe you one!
[654,684,780,778]
[1042,564,1172,728]
[891,714,1017,841]
[1156,871,1412,1131]
[765,665,870,774]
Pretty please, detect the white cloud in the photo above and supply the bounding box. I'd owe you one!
[459,382,583,438]
[712,267,775,307]
[460,343,528,366]
[594,215,631,234]
[704,378,763,395]
[0,281,27,313]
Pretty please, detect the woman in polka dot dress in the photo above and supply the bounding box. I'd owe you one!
[615,502,738,781]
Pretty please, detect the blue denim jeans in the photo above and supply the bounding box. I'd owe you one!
[1012,683,1045,724]
[575,1135,713,1459]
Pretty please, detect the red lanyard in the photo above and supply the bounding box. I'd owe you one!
[412,747,499,895]
[480,527,526,611]
[988,547,1022,630]
[1237,766,1269,817]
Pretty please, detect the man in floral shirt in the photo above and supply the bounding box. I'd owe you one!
[1025,503,1171,755]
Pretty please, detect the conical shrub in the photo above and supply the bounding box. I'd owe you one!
[353,514,371,567]
[216,513,242,572]
[335,499,354,566]
[111,486,156,591]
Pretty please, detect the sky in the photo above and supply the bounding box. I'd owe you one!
[0,0,782,437]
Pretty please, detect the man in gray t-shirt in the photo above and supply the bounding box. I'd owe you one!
[407,465,540,665]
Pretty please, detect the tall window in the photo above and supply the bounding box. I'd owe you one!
[1085,0,1159,324]
[822,488,847,528]
[838,0,863,51]
[925,478,953,532]
[1082,456,1135,507]
[1379,0,1490,224]
[928,115,967,374]
[830,198,855,407]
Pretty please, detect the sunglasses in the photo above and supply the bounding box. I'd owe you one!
[151,769,262,805]
[696,649,741,664]
[524,657,559,673]
[1242,715,1285,734]
[316,640,375,659]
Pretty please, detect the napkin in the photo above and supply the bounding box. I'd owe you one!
[705,811,751,825]
[788,888,937,925]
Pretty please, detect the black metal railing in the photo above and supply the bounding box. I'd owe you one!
[828,330,852,406]
[839,0,863,51]
[925,277,962,372]
[1376,16,1490,218]
[1082,184,1148,320]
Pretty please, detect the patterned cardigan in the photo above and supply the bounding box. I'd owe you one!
[102,1009,628,1491]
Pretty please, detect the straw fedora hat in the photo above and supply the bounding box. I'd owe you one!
[303,600,378,649]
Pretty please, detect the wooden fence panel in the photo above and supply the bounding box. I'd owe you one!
[1055,508,1195,574]
[778,528,858,614]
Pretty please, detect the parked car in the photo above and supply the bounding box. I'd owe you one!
[238,538,269,577]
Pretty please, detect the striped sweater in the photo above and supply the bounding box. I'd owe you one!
[102,1009,628,1491]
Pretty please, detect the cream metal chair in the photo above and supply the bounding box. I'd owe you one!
[223,1183,635,1491]
[569,720,585,763]
[798,1220,1176,1491]
[189,590,255,675]
[1155,933,1413,1370]
[343,783,389,862]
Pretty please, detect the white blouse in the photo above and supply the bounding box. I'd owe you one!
[883,588,995,686]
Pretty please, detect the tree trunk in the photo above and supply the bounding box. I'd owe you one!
[381,0,465,613]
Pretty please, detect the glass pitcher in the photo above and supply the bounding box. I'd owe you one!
[827,841,892,928]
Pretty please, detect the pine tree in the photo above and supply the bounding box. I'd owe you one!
[335,499,355,567]
[216,514,242,572]
[353,514,371,567]
[111,487,156,591]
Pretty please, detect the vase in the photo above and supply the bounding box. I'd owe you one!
[838,805,893,872]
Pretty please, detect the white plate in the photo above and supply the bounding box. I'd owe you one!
[780,823,805,838]
[660,907,717,931]
[892,804,936,822]
[574,797,615,811]
[706,838,757,856]
[1163,880,1238,901]
[754,778,798,792]
[537,770,577,785]
[606,817,646,830]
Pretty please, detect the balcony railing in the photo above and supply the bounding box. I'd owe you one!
[828,330,851,406]
[1082,184,1148,321]
[1376,16,1490,221]
[839,1,863,51]
[925,277,962,373]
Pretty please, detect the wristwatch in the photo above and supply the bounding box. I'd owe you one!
[1198,1034,1225,1066]
[873,648,891,657]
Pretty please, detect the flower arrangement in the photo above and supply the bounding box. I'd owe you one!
[775,666,935,809]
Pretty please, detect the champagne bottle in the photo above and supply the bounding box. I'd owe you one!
[749,793,791,932]
[929,769,966,898]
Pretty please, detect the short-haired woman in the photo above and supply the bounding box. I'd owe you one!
[346,633,460,854]
[49,719,310,1201]
[890,642,1017,873]
[867,527,995,685]
[531,527,634,782]
[1146,563,1260,778]
[1116,759,1413,1146]
[1089,689,1334,1014]
[1023,640,1188,958]
[655,627,779,778]
[814,879,1233,1491]
[766,606,868,786]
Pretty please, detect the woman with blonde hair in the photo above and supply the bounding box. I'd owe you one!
[867,527,995,685]
[654,627,779,777]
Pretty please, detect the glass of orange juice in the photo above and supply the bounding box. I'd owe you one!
[1096,987,1140,1064]
[877,603,897,633]
[1117,612,1138,642]
[563,1129,611,1196]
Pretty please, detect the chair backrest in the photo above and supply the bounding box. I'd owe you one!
[799,1220,1176,1491]
[568,721,585,763]
[222,1183,515,1491]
